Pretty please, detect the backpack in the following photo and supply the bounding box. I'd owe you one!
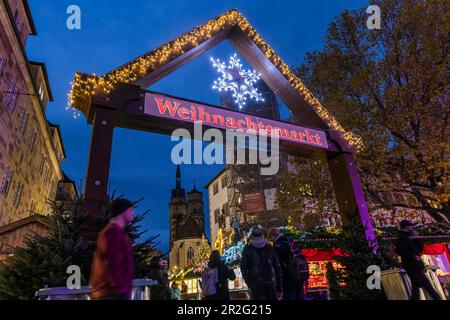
[201,268,219,297]
[287,241,310,282]
[247,244,277,284]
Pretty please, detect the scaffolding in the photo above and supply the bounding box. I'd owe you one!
[225,161,287,234]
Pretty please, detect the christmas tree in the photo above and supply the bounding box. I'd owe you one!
[193,235,211,272]
[325,218,399,300]
[0,195,159,300]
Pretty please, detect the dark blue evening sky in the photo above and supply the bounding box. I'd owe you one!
[26,0,367,253]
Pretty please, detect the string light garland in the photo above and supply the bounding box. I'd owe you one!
[68,9,363,150]
[211,54,264,109]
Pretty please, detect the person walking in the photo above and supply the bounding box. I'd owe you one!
[181,281,188,295]
[202,250,236,300]
[395,220,441,300]
[269,227,309,300]
[90,198,136,300]
[240,226,283,300]
[170,282,181,300]
[149,256,170,300]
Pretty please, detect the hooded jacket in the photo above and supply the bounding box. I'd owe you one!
[395,230,424,271]
[273,234,292,270]
[240,238,282,292]
[204,259,236,300]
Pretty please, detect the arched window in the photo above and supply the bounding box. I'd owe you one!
[187,247,194,265]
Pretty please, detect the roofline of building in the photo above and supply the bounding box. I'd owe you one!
[62,171,76,185]
[47,121,67,158]
[22,0,37,35]
[173,236,204,242]
[62,171,79,198]
[29,61,54,101]
[187,188,203,195]
[0,214,49,235]
[203,167,227,189]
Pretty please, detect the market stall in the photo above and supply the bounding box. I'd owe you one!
[199,225,450,300]
[300,249,344,299]
[420,243,450,298]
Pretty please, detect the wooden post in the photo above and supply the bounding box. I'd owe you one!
[328,153,379,253]
[81,106,117,241]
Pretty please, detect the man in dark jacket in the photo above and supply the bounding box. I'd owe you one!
[395,220,441,300]
[90,198,135,300]
[269,228,305,300]
[240,226,283,300]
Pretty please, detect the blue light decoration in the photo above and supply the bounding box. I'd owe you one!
[211,54,264,109]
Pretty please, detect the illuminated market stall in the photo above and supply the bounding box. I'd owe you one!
[170,224,449,300]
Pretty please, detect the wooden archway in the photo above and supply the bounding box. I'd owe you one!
[69,9,377,251]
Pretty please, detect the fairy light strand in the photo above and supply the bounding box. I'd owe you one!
[68,9,363,150]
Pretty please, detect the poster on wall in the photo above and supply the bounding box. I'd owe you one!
[242,192,265,214]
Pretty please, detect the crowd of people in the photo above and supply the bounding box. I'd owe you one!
[238,226,308,300]
[87,198,440,301]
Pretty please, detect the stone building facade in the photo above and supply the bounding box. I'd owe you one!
[55,172,78,205]
[0,0,68,226]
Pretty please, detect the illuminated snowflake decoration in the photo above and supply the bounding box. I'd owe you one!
[211,54,264,109]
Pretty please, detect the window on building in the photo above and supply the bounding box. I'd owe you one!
[221,204,228,217]
[14,9,24,34]
[213,182,219,195]
[6,81,18,112]
[12,182,24,209]
[19,111,29,133]
[221,175,228,189]
[0,54,5,76]
[50,178,58,199]
[47,171,52,187]
[28,130,37,151]
[214,209,220,224]
[44,166,50,184]
[187,247,194,265]
[43,166,49,183]
[39,154,45,174]
[0,167,13,196]
[38,86,44,102]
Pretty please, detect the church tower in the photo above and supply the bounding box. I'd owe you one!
[169,165,186,249]
[169,166,208,272]
[187,183,204,234]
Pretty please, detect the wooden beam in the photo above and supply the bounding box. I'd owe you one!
[328,153,379,252]
[81,107,117,241]
[228,27,328,130]
[134,31,229,89]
